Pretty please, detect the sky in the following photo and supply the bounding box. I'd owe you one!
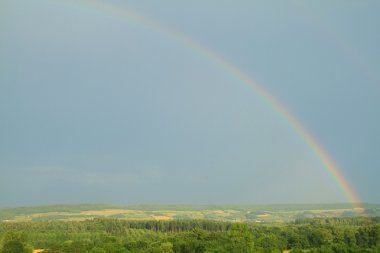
[0,0,379,207]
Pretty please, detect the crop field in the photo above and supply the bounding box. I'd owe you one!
[1,203,379,223]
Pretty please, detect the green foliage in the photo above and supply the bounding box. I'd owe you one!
[159,242,174,253]
[225,224,254,253]
[1,240,31,253]
[2,231,28,243]
[0,217,379,253]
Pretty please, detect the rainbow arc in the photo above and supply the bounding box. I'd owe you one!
[62,0,361,207]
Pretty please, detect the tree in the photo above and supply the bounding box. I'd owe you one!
[227,224,254,253]
[256,234,281,253]
[160,242,174,253]
[3,231,28,244]
[1,240,31,253]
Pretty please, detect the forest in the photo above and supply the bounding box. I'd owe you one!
[0,217,379,253]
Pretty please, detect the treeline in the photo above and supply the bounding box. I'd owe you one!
[295,217,380,226]
[0,217,379,253]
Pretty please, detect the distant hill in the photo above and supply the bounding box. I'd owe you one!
[1,203,379,223]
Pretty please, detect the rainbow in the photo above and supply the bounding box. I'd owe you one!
[62,0,361,206]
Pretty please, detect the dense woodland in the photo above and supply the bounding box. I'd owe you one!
[0,217,379,253]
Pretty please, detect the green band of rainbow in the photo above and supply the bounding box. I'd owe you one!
[63,0,361,207]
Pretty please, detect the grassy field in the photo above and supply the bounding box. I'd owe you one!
[1,203,379,223]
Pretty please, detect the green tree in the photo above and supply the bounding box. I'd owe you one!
[3,231,28,244]
[227,224,254,253]
[90,247,107,253]
[160,242,174,253]
[1,240,31,253]
[256,234,281,253]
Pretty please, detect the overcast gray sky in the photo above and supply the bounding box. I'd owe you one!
[0,0,379,207]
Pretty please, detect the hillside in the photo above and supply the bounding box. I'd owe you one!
[1,203,379,223]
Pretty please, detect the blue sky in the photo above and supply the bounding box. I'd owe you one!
[0,0,379,207]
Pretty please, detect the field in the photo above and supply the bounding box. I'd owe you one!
[1,203,379,223]
[0,204,379,253]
